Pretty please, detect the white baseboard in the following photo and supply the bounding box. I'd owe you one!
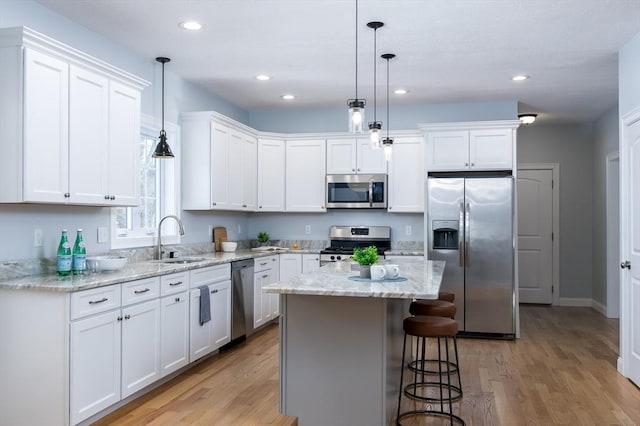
[591,300,607,316]
[557,297,592,307]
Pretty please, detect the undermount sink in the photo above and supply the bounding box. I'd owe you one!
[155,257,207,264]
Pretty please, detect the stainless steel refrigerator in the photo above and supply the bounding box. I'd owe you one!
[427,173,515,337]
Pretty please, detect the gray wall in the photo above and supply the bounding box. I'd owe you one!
[517,124,594,299]
[591,107,619,306]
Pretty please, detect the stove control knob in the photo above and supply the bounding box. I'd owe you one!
[337,255,342,261]
[330,255,335,261]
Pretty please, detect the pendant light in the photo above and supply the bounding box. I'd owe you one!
[152,57,174,158]
[347,0,365,133]
[367,21,384,149]
[381,53,395,161]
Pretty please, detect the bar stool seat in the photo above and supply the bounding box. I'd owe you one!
[410,299,456,318]
[397,316,465,425]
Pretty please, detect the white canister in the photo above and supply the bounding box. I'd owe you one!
[370,264,386,281]
[384,264,400,279]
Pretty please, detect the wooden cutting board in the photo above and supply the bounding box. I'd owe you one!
[213,227,228,252]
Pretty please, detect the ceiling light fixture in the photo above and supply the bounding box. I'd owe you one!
[367,21,384,149]
[382,53,395,161]
[256,74,271,81]
[394,88,408,95]
[518,113,538,124]
[281,94,295,100]
[152,57,174,158]
[179,21,202,30]
[512,74,529,81]
[347,0,365,133]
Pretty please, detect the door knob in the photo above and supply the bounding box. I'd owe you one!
[621,260,631,269]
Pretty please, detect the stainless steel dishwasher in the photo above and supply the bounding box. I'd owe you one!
[230,259,254,343]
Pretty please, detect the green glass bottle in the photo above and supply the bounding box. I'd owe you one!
[56,229,72,276]
[72,229,87,275]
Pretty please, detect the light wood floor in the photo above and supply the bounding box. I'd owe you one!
[95,306,640,426]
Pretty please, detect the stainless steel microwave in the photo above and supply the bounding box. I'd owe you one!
[326,174,387,209]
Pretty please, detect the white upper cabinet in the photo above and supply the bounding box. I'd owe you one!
[285,139,327,212]
[423,122,518,172]
[388,136,425,213]
[257,139,286,212]
[0,27,147,206]
[181,114,257,211]
[326,139,387,174]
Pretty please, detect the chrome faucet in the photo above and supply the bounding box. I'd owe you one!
[156,215,185,260]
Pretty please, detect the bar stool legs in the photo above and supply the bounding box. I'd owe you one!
[397,316,465,425]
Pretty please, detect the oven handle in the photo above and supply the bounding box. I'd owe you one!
[369,178,374,207]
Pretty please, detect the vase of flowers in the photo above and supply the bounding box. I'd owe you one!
[352,246,379,278]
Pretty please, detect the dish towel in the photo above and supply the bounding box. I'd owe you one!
[199,285,211,326]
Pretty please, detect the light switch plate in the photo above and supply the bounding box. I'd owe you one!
[305,225,311,234]
[97,227,108,243]
[34,229,43,247]
[405,225,412,236]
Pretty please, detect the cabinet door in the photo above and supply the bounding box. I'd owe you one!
[121,299,160,398]
[228,129,243,210]
[257,139,286,211]
[285,140,327,212]
[469,128,513,170]
[425,131,469,171]
[107,81,140,206]
[356,139,387,173]
[23,48,69,203]
[211,122,230,209]
[211,280,232,350]
[189,288,213,361]
[68,65,109,204]
[279,253,302,280]
[388,136,425,212]
[241,134,258,210]
[254,272,267,328]
[326,139,357,174]
[302,254,321,274]
[160,291,189,377]
[70,310,121,425]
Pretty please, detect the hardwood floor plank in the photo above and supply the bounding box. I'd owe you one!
[95,306,638,426]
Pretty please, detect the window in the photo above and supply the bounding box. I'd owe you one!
[110,115,180,249]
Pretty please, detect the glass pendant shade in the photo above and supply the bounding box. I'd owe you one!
[381,53,395,162]
[348,99,366,133]
[152,57,174,159]
[369,121,382,149]
[383,137,393,161]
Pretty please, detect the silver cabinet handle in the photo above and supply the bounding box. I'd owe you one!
[134,288,150,294]
[89,297,108,305]
[621,261,631,269]
[260,262,268,266]
[169,281,183,286]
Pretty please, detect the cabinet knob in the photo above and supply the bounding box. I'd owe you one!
[465,163,469,167]
[124,314,131,320]
[259,205,263,208]
[110,195,115,200]
[471,163,475,167]
[242,204,247,208]
[352,168,355,172]
[212,202,217,206]
[117,316,123,321]
[357,168,360,171]
[64,193,70,198]
[389,206,392,210]
[210,289,218,294]
[175,297,181,302]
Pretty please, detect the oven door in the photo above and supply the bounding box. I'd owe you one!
[326,174,387,209]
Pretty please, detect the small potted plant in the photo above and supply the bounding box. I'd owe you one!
[352,246,379,278]
[257,231,270,246]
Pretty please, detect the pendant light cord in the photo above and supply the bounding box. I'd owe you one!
[385,57,389,137]
[355,0,358,100]
[161,61,165,134]
[373,27,377,121]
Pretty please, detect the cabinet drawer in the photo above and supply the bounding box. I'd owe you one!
[122,277,160,306]
[71,284,121,320]
[160,271,189,296]
[254,255,278,272]
[190,264,231,288]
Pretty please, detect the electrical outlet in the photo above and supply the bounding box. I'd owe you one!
[405,225,412,236]
[34,229,43,247]
[208,225,213,238]
[305,225,311,234]
[97,227,108,243]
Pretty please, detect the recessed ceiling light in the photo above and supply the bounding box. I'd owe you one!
[281,94,295,100]
[255,74,271,81]
[512,74,529,81]
[394,89,408,95]
[179,21,202,30]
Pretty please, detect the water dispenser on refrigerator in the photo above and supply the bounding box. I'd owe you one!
[431,220,459,250]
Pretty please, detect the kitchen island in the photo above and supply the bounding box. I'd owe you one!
[263,258,444,426]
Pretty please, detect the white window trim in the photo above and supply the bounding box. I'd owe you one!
[110,114,181,249]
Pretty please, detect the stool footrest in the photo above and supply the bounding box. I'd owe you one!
[408,359,460,375]
[397,409,465,425]
[404,382,462,403]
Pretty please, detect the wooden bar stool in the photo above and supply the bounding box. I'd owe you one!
[408,300,462,398]
[438,291,456,303]
[397,316,465,425]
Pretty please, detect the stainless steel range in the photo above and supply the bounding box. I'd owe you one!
[319,225,391,266]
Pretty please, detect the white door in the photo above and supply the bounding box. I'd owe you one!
[160,291,189,377]
[189,287,213,361]
[285,140,327,212]
[302,254,321,274]
[121,299,160,398]
[227,130,243,210]
[211,122,230,209]
[517,169,553,304]
[621,110,640,386]
[326,139,357,174]
[387,136,424,213]
[241,134,258,210]
[257,139,286,211]
[606,153,620,318]
[211,280,232,349]
[356,139,387,173]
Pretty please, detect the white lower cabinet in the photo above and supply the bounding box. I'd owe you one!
[302,254,321,273]
[254,255,279,329]
[160,291,189,377]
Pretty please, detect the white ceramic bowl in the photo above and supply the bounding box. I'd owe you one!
[221,241,237,252]
[86,256,128,272]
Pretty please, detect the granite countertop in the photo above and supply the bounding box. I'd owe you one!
[263,258,444,299]
[0,250,285,293]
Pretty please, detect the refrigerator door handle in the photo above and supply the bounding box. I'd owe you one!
[465,202,471,266]
[459,202,465,267]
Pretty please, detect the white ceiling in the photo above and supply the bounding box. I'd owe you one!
[37,0,640,123]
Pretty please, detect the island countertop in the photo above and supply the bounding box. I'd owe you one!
[263,258,444,299]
